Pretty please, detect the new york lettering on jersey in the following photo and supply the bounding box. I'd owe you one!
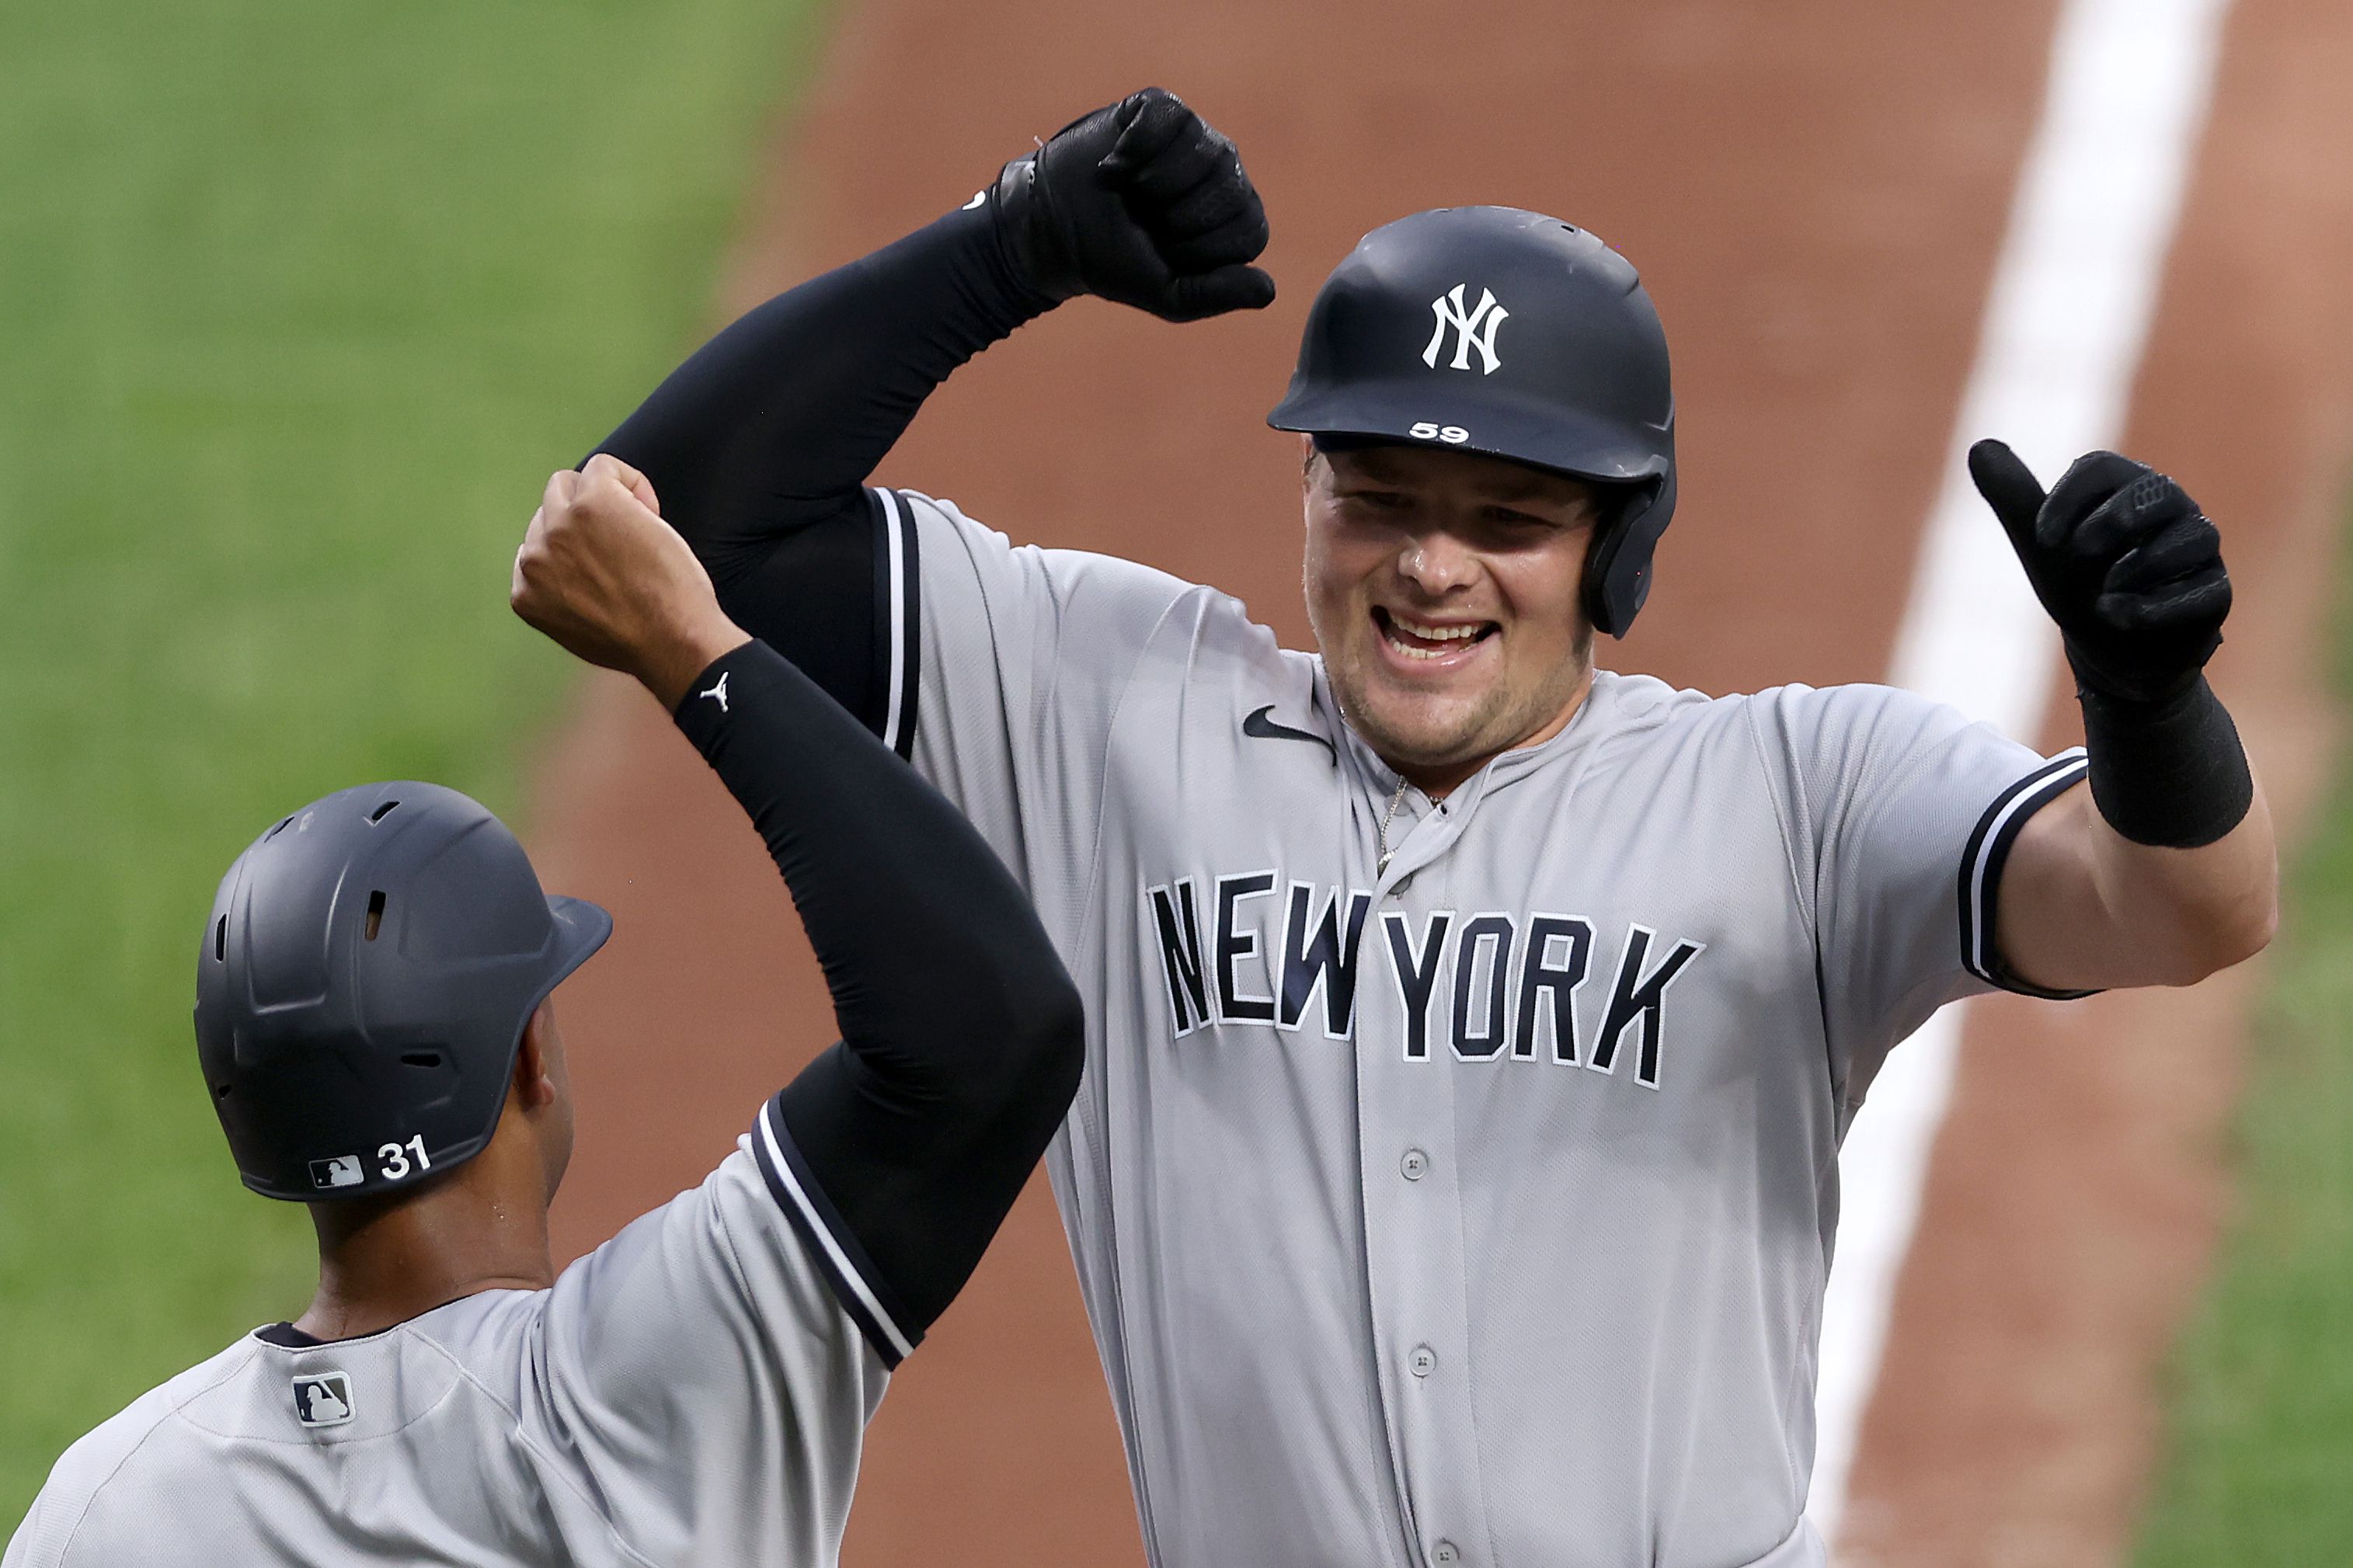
[1143,871,1704,1085]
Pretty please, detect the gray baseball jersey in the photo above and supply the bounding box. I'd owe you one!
[875,487,2086,1568]
[4,1097,900,1567]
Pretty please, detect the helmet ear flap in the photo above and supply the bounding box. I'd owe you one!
[1583,468,1676,638]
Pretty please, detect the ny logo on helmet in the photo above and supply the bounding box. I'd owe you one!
[1423,284,1509,375]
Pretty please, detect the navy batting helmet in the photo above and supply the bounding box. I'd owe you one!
[1268,206,1676,635]
[194,782,610,1201]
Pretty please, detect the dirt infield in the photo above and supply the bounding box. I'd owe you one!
[524,1,2353,1563]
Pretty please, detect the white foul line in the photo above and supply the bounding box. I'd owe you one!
[1806,0,2233,1547]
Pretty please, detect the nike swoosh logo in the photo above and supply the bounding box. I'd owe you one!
[1243,705,1335,759]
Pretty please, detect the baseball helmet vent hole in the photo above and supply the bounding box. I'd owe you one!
[400,1051,442,1069]
[266,815,294,840]
[369,799,399,823]
[213,1083,231,1100]
[213,916,226,961]
[364,889,386,942]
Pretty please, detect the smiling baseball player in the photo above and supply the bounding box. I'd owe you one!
[584,89,2278,1568]
[4,457,1083,1567]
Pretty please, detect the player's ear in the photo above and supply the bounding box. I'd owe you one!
[513,1003,562,1111]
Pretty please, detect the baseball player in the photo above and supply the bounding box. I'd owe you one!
[587,90,2279,1567]
[3,456,1084,1566]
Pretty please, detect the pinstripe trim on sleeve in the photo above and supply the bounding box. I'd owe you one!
[747,1092,920,1368]
[868,488,922,761]
[1957,749,2097,1000]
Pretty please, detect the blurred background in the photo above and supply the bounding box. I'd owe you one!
[5,1,2352,1563]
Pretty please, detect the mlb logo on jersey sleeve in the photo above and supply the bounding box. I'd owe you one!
[291,1372,355,1428]
[309,1154,364,1190]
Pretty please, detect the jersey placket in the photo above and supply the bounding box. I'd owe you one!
[1358,777,1498,1568]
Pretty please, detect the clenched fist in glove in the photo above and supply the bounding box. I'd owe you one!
[1967,440,2231,704]
[994,88,1276,323]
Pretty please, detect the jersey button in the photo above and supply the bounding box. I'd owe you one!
[1429,1541,1460,1565]
[1400,1148,1429,1181]
[1408,1344,1436,1378]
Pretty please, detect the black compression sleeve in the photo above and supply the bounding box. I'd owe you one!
[674,639,1083,1334]
[594,200,1053,579]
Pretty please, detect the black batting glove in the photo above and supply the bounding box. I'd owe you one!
[992,88,1276,324]
[1967,440,2232,704]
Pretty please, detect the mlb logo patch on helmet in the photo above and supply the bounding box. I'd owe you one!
[291,1372,354,1428]
[309,1154,364,1190]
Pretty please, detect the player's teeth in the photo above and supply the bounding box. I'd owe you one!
[1391,616,1481,641]
[1384,623,1479,659]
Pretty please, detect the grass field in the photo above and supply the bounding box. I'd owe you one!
[0,0,821,1521]
[2131,514,2353,1566]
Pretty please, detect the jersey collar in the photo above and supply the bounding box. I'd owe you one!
[1320,665,1626,801]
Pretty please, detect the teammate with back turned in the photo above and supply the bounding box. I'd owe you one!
[4,458,1084,1566]
[583,89,2278,1568]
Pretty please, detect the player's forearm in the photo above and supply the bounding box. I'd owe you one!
[674,638,1078,1073]
[1999,718,2278,991]
[2069,671,2277,983]
[2083,772,2278,982]
[593,200,1053,565]
[2005,782,2277,989]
